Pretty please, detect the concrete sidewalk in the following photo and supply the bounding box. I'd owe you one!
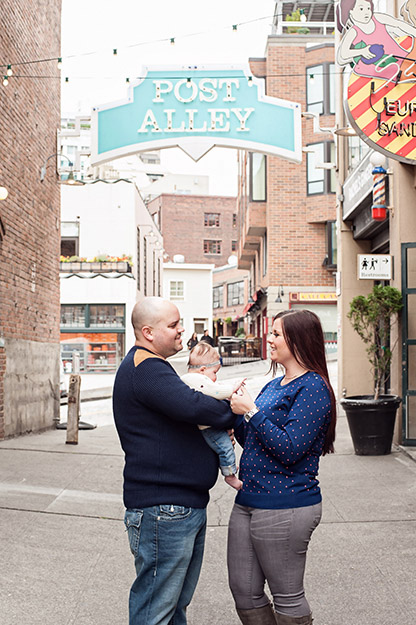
[1,360,416,624]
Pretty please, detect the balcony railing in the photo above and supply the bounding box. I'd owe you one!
[60,261,132,273]
[277,21,335,36]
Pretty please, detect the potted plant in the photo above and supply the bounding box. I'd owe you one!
[340,285,403,455]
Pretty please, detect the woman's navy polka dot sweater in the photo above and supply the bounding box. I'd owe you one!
[235,371,331,510]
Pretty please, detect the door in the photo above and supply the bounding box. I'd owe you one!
[401,243,416,445]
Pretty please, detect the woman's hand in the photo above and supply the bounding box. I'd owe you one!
[231,385,257,415]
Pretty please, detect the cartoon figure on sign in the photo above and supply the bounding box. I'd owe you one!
[337,0,416,83]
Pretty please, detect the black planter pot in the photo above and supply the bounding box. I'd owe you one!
[340,395,402,456]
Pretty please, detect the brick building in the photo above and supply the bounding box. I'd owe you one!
[148,193,238,267]
[0,2,62,438]
[238,1,337,358]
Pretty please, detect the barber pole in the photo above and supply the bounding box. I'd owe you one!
[371,165,387,221]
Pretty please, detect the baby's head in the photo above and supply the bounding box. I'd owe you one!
[188,343,221,382]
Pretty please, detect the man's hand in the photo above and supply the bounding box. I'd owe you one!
[227,429,236,447]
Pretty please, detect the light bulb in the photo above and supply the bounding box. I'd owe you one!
[0,186,8,200]
[3,76,8,86]
[57,58,62,69]
[7,64,12,76]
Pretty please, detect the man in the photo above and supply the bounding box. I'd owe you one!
[113,297,234,625]
[200,329,214,346]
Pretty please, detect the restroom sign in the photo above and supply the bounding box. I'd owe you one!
[358,254,392,280]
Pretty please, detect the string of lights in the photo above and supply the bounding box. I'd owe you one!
[0,13,274,73]
[1,69,347,86]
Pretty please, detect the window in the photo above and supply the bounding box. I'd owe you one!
[232,213,237,228]
[60,221,79,257]
[347,135,371,173]
[170,280,184,300]
[263,232,267,276]
[231,240,237,252]
[89,305,125,327]
[249,153,266,201]
[325,221,337,268]
[204,213,220,227]
[227,281,244,306]
[60,304,125,328]
[60,305,86,327]
[306,63,335,115]
[213,285,223,309]
[306,142,336,195]
[143,236,147,295]
[136,227,141,290]
[204,240,221,254]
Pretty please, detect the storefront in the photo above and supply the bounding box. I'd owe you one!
[60,304,125,372]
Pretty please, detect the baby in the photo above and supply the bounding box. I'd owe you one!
[181,343,243,491]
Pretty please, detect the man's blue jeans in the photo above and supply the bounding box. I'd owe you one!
[124,505,207,625]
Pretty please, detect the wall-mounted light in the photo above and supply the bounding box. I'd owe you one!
[0,186,8,200]
[334,126,356,137]
[275,286,284,303]
[40,152,84,185]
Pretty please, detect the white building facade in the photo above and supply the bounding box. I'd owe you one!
[60,180,162,372]
[163,261,215,344]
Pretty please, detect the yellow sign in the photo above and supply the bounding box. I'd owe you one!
[291,293,337,301]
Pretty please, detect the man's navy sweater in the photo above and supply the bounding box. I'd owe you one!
[113,346,235,510]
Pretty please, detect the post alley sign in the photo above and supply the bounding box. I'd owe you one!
[91,66,302,164]
[337,0,416,164]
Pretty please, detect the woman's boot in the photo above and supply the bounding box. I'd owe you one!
[274,612,313,625]
[236,603,277,624]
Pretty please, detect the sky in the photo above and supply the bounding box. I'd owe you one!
[60,0,276,195]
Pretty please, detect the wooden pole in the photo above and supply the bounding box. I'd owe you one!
[66,351,81,445]
[66,374,81,444]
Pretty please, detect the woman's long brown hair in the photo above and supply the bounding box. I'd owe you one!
[273,309,336,455]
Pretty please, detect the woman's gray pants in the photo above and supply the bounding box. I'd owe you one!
[227,502,322,618]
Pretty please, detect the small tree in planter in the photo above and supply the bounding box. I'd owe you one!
[341,284,403,455]
[347,285,403,399]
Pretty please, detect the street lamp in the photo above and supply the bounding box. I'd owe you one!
[40,153,85,185]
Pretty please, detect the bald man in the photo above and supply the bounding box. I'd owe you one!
[113,297,235,625]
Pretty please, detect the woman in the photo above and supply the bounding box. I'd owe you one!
[187,332,198,351]
[229,310,336,625]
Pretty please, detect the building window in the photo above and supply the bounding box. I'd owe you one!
[227,281,244,306]
[60,305,86,328]
[60,304,125,328]
[232,213,237,228]
[89,305,125,327]
[136,227,141,291]
[61,221,79,257]
[263,232,267,276]
[231,240,237,252]
[213,285,223,309]
[143,236,147,295]
[204,212,220,227]
[306,63,335,115]
[347,135,371,173]
[325,221,337,268]
[249,153,266,201]
[306,142,336,195]
[170,280,184,300]
[204,239,221,254]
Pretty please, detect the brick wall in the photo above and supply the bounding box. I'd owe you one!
[0,1,62,438]
[148,193,238,267]
[246,42,336,288]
